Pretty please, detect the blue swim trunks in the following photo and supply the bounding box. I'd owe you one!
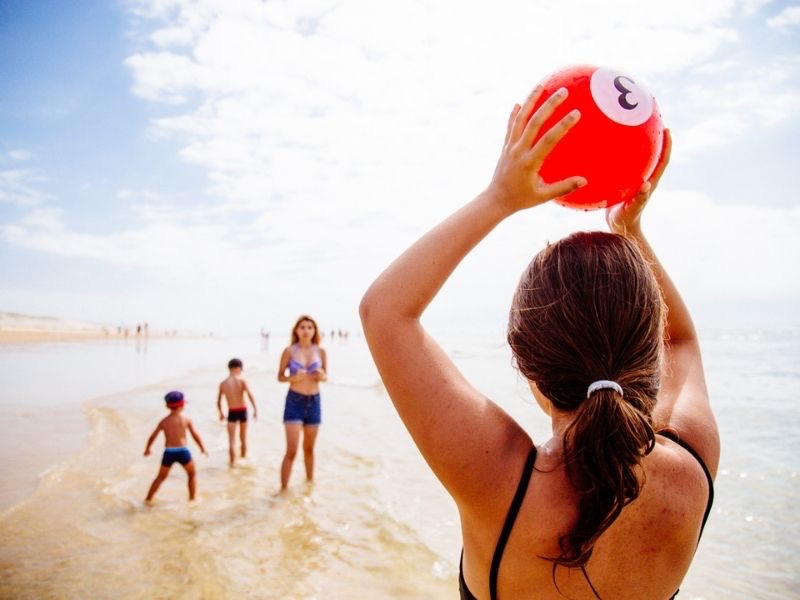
[161,447,192,467]
[283,390,321,425]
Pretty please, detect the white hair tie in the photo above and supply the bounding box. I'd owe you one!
[587,380,623,398]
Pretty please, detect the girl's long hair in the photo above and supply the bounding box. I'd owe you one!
[507,231,663,574]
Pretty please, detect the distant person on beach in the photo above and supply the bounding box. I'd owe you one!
[277,315,327,490]
[360,87,719,599]
[217,358,258,466]
[144,391,208,503]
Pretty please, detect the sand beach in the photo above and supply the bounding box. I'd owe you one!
[0,311,113,342]
[0,311,187,344]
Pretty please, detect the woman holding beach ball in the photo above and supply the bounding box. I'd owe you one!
[277,315,327,490]
[360,79,718,599]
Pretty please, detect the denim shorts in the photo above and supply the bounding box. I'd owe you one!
[283,389,321,425]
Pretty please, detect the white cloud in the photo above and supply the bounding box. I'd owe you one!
[677,112,747,156]
[150,26,195,48]
[20,208,65,232]
[7,149,34,161]
[659,56,800,158]
[642,189,800,301]
[740,0,774,16]
[767,5,800,31]
[0,169,52,206]
[1,218,231,270]
[121,0,756,229]
[3,182,797,332]
[116,188,182,202]
[124,51,198,103]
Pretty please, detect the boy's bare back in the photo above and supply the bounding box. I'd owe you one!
[158,412,193,447]
[219,375,248,410]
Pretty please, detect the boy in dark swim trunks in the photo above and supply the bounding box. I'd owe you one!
[217,358,257,466]
[144,391,207,503]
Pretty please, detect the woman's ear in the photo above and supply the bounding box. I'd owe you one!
[529,380,551,416]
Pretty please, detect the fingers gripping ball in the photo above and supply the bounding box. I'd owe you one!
[531,65,664,210]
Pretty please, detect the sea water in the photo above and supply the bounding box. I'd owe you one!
[0,328,797,599]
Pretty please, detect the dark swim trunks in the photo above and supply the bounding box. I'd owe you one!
[227,407,248,423]
[161,447,192,467]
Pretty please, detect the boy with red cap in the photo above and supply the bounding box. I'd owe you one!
[143,391,207,503]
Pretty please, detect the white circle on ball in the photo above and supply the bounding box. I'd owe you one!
[590,68,653,126]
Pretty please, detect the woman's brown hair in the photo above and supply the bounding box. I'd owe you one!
[507,231,663,580]
[291,315,321,345]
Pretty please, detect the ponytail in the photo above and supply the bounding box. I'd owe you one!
[553,385,655,568]
[507,231,665,587]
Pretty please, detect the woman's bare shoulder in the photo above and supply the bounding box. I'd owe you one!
[642,438,711,529]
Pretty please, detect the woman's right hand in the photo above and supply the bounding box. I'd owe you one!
[487,86,587,214]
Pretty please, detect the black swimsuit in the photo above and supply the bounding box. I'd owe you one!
[458,432,715,600]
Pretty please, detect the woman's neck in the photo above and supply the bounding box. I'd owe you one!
[538,408,573,463]
[550,408,573,437]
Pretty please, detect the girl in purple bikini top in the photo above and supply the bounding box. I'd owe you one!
[287,344,322,375]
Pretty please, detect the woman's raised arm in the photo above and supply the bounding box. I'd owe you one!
[359,86,586,507]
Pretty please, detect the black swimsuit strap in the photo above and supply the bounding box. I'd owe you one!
[660,430,716,600]
[657,431,715,539]
[489,444,538,600]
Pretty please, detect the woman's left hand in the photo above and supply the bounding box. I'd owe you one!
[606,129,672,236]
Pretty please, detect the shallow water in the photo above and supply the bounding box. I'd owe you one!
[0,328,798,598]
[0,335,267,510]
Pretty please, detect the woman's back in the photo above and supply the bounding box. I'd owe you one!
[360,89,719,600]
[460,436,713,600]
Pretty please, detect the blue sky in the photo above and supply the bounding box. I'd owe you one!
[1,0,799,335]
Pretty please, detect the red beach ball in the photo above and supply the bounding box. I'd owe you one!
[530,65,664,210]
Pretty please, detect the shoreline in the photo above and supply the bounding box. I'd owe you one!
[0,311,118,344]
[0,310,163,344]
[0,329,116,344]
[0,329,188,345]
[0,311,211,345]
[0,330,225,345]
